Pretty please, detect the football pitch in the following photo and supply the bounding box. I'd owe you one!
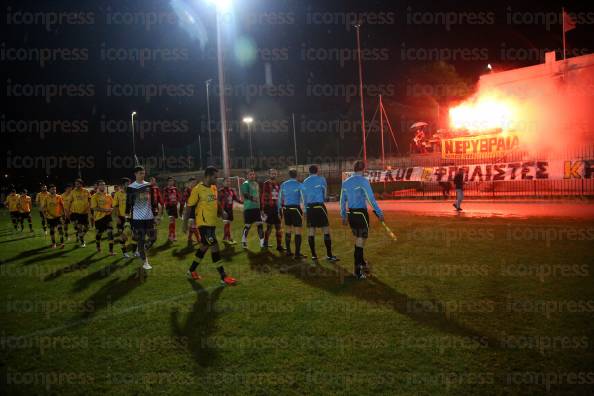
[1,208,593,395]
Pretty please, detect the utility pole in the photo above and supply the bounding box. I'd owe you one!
[205,79,213,165]
[291,112,298,165]
[379,95,385,169]
[354,23,367,163]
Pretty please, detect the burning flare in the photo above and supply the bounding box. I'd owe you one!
[449,91,518,134]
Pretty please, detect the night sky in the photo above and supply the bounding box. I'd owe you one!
[2,0,593,189]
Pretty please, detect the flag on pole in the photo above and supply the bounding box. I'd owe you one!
[563,9,576,32]
[562,8,577,60]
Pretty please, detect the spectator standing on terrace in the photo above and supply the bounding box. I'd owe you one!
[453,168,465,211]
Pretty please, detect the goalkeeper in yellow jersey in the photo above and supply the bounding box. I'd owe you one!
[183,166,236,286]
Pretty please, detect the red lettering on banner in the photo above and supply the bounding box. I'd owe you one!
[434,168,447,182]
[521,162,534,180]
[497,138,506,151]
[455,141,464,153]
[493,164,506,181]
[536,161,549,179]
[507,163,521,180]
[444,141,454,154]
[485,165,492,181]
[585,161,594,179]
[405,168,414,180]
[470,166,483,182]
[448,167,457,181]
[480,139,488,152]
[471,140,479,153]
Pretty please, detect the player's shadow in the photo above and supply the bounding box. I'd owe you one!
[44,252,108,281]
[22,245,78,265]
[151,240,173,254]
[219,243,244,262]
[0,234,35,245]
[171,244,195,259]
[247,254,500,348]
[71,257,133,293]
[170,280,225,368]
[245,249,299,274]
[0,245,51,265]
[80,269,146,319]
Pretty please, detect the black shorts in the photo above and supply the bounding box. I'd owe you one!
[263,206,280,225]
[283,206,303,227]
[348,208,369,238]
[71,213,89,227]
[222,208,234,222]
[47,217,62,229]
[187,205,196,220]
[306,203,329,228]
[199,226,217,246]
[117,216,126,230]
[10,211,20,220]
[62,214,69,224]
[20,212,32,220]
[95,216,113,232]
[131,219,155,231]
[243,208,262,224]
[166,205,178,218]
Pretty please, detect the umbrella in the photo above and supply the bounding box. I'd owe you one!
[410,122,429,129]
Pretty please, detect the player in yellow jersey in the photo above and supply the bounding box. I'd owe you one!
[183,166,236,285]
[18,189,33,232]
[113,177,129,235]
[68,178,91,247]
[43,185,65,249]
[35,184,49,234]
[90,180,115,255]
[61,184,73,240]
[4,189,20,231]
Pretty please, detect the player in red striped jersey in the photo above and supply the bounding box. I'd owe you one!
[163,177,182,241]
[219,177,242,244]
[261,168,284,251]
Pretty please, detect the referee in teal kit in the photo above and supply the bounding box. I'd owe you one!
[340,160,384,280]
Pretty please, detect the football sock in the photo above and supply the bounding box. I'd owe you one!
[308,236,316,257]
[324,233,332,256]
[295,234,302,255]
[285,233,291,252]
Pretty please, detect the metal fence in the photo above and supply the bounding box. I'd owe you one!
[373,179,594,199]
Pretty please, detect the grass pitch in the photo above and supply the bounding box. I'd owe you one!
[1,208,593,395]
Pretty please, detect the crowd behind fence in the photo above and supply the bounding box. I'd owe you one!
[158,143,594,200]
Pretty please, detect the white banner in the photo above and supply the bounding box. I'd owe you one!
[343,160,594,183]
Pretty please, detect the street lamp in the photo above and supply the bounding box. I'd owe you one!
[206,0,232,177]
[130,111,139,166]
[242,116,254,167]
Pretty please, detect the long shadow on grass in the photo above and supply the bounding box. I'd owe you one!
[170,280,225,368]
[0,234,35,245]
[220,243,244,262]
[71,257,133,293]
[245,250,500,347]
[44,252,108,281]
[151,240,173,254]
[171,244,195,259]
[22,245,79,265]
[0,245,51,265]
[80,269,146,318]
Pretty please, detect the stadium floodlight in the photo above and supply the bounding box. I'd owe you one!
[207,0,232,11]
[243,116,255,166]
[203,0,232,177]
